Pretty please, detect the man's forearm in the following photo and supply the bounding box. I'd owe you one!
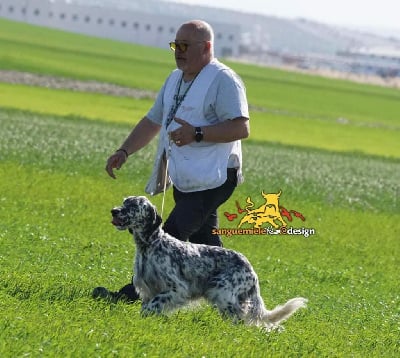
[119,117,161,155]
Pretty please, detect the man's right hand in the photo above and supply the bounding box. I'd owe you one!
[105,151,127,179]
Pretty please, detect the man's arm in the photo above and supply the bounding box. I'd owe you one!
[201,117,249,143]
[105,117,160,178]
[118,116,161,155]
[169,117,249,147]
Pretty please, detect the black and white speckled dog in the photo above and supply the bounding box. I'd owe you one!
[111,195,307,330]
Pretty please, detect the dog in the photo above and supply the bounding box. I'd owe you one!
[111,195,307,330]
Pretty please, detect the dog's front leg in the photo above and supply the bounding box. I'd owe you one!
[141,291,186,315]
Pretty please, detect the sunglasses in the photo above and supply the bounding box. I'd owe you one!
[169,41,205,53]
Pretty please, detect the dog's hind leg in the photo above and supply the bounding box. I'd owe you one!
[205,276,247,322]
[206,289,245,322]
[205,266,264,323]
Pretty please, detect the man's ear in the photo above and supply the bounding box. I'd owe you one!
[205,40,212,52]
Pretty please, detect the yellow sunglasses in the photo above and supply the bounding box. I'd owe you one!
[169,41,206,53]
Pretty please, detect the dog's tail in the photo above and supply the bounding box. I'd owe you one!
[265,297,307,328]
[246,296,307,330]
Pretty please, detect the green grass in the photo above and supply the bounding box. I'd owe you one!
[238,61,400,126]
[0,82,152,124]
[2,16,399,127]
[1,18,400,357]
[1,110,399,357]
[1,81,398,157]
[249,111,400,157]
[2,17,399,159]
[0,18,174,90]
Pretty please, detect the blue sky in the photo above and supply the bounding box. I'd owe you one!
[171,0,400,31]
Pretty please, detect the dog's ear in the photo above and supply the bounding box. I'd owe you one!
[154,213,162,228]
[148,202,162,229]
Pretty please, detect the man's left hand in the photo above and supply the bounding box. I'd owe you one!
[168,117,195,146]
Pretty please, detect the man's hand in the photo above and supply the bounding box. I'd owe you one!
[168,116,249,145]
[105,151,127,179]
[168,118,195,147]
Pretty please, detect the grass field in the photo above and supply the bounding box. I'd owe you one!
[0,18,399,357]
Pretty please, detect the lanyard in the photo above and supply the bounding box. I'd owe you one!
[162,74,196,216]
[165,74,197,128]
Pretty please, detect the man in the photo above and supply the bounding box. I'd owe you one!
[95,20,249,302]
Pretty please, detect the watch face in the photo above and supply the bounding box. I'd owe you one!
[195,127,203,142]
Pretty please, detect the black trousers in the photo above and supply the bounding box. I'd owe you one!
[163,168,238,247]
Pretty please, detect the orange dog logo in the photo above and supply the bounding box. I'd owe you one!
[238,191,287,229]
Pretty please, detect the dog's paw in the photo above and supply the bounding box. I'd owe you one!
[92,286,111,300]
[141,300,166,316]
[141,306,158,316]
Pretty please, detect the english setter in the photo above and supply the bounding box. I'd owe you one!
[111,196,307,330]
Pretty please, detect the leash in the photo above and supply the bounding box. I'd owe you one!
[160,141,172,219]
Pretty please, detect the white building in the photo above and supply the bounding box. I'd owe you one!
[0,0,240,57]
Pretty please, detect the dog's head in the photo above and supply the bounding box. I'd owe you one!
[111,196,162,239]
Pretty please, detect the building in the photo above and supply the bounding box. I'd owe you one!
[0,0,240,57]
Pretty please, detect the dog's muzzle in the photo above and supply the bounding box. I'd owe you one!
[111,208,127,228]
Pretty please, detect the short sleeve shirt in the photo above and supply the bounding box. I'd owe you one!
[146,66,249,126]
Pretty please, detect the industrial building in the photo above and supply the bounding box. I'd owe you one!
[0,0,240,57]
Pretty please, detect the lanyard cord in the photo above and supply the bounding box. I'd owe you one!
[165,73,197,128]
[161,73,197,218]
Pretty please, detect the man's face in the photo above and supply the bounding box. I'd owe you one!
[173,25,208,77]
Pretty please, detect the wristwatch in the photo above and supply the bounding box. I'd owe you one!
[195,127,203,142]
